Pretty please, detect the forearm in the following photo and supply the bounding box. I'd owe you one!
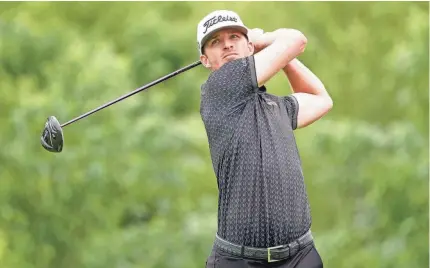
[283,59,329,97]
[251,28,306,54]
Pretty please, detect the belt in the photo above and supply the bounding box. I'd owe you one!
[214,230,314,263]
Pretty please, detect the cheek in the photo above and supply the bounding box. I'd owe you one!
[207,50,223,62]
[239,42,251,54]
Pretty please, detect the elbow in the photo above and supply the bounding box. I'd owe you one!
[278,28,308,49]
[296,30,308,47]
[295,32,307,52]
[323,93,333,112]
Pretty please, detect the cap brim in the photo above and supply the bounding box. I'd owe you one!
[200,25,248,54]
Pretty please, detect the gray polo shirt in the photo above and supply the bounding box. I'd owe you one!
[200,55,311,248]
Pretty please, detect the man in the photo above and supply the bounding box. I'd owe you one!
[197,10,332,268]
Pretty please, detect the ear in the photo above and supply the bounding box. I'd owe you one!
[200,54,211,68]
[248,41,255,54]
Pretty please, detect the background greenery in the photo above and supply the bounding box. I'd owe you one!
[0,2,428,268]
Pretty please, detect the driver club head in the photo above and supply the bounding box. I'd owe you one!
[41,116,64,153]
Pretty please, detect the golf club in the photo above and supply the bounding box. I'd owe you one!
[41,60,202,153]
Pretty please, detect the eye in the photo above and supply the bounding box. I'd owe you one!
[231,34,240,39]
[211,39,219,45]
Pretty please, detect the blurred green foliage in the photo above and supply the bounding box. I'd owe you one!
[0,2,428,268]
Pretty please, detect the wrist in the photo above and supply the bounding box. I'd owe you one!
[251,32,276,53]
[285,58,299,66]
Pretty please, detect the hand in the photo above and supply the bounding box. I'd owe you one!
[248,28,265,43]
[247,28,266,53]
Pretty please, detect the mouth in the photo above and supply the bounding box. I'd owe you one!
[223,53,238,59]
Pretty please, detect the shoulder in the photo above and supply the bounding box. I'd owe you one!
[205,56,258,89]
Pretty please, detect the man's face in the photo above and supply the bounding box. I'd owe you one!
[200,28,254,71]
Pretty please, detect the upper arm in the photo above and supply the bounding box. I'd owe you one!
[282,92,333,129]
[254,29,307,87]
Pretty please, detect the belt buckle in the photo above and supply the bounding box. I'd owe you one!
[267,245,285,263]
[289,240,300,256]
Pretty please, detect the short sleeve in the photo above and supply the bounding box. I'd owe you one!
[281,95,299,130]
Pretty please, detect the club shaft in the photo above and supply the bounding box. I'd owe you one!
[61,60,202,128]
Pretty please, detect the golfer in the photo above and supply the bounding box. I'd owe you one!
[197,10,332,268]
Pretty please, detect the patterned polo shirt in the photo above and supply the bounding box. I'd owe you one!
[200,55,311,248]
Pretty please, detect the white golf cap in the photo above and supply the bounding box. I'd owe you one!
[197,10,248,54]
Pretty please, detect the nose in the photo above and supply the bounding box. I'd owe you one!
[223,39,234,50]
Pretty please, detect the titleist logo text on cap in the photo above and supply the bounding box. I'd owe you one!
[203,15,238,34]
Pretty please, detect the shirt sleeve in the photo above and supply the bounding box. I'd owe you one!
[281,94,299,130]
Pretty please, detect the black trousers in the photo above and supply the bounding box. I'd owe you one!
[205,243,323,268]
